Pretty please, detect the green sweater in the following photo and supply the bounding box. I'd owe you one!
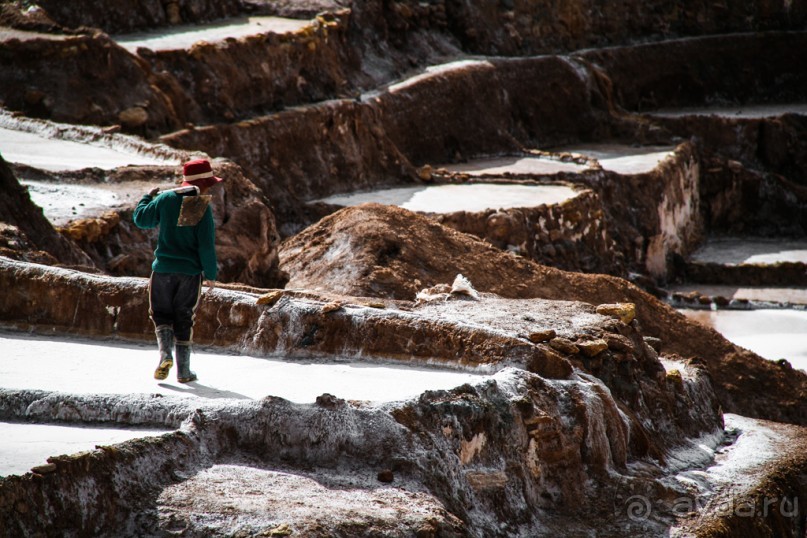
[133,191,218,280]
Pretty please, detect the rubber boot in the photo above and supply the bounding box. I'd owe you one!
[175,341,197,383]
[153,325,174,380]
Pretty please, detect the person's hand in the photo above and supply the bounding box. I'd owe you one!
[205,280,217,294]
[148,187,160,197]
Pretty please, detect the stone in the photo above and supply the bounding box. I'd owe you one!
[666,368,683,385]
[713,295,730,307]
[485,211,515,243]
[642,341,659,362]
[417,164,434,181]
[268,523,293,537]
[526,346,573,379]
[577,339,608,357]
[595,303,635,324]
[118,106,149,129]
[256,290,284,306]
[777,359,793,370]
[549,337,579,355]
[603,333,636,353]
[643,336,662,352]
[31,463,57,474]
[321,301,343,313]
[377,469,394,483]
[315,393,344,408]
[465,470,507,491]
[527,329,556,343]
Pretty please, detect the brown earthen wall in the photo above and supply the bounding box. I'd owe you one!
[436,187,620,275]
[376,56,606,165]
[653,115,807,235]
[572,145,703,280]
[350,0,807,60]
[0,33,179,132]
[141,12,358,124]
[0,258,566,377]
[581,32,807,111]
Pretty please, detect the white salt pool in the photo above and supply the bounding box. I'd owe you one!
[442,155,588,176]
[20,180,124,226]
[554,144,675,175]
[0,126,179,172]
[647,103,807,119]
[689,238,807,265]
[0,422,167,477]
[680,308,807,371]
[314,183,578,213]
[0,333,485,403]
[113,16,312,53]
[670,285,807,306]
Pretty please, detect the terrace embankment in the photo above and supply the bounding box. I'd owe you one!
[279,204,807,425]
[0,252,729,536]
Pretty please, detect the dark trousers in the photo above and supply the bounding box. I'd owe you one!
[148,272,202,343]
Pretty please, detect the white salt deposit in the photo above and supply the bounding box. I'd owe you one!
[554,144,675,175]
[0,333,484,403]
[315,183,578,213]
[0,422,167,477]
[0,126,178,171]
[648,103,807,119]
[443,155,587,176]
[680,308,807,371]
[21,180,123,226]
[690,238,807,265]
[387,59,494,93]
[670,284,807,306]
[666,414,792,537]
[114,16,312,52]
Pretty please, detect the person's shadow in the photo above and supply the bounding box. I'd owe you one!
[157,382,250,400]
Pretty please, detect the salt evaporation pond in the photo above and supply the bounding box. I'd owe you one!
[680,308,807,371]
[442,155,587,176]
[0,422,168,478]
[670,285,807,306]
[0,126,179,172]
[647,103,807,119]
[114,15,312,52]
[554,144,675,175]
[690,238,807,265]
[21,180,128,226]
[0,333,485,403]
[315,183,578,213]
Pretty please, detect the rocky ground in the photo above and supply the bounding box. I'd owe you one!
[1,0,807,536]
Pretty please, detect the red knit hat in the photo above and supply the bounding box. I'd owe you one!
[181,159,223,189]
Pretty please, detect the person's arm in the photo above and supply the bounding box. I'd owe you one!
[197,206,218,281]
[133,188,162,229]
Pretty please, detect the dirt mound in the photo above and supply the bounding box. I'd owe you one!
[279,203,807,425]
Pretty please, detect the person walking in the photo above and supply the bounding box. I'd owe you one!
[133,158,223,383]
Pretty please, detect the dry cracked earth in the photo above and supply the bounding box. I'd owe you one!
[1,0,807,537]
